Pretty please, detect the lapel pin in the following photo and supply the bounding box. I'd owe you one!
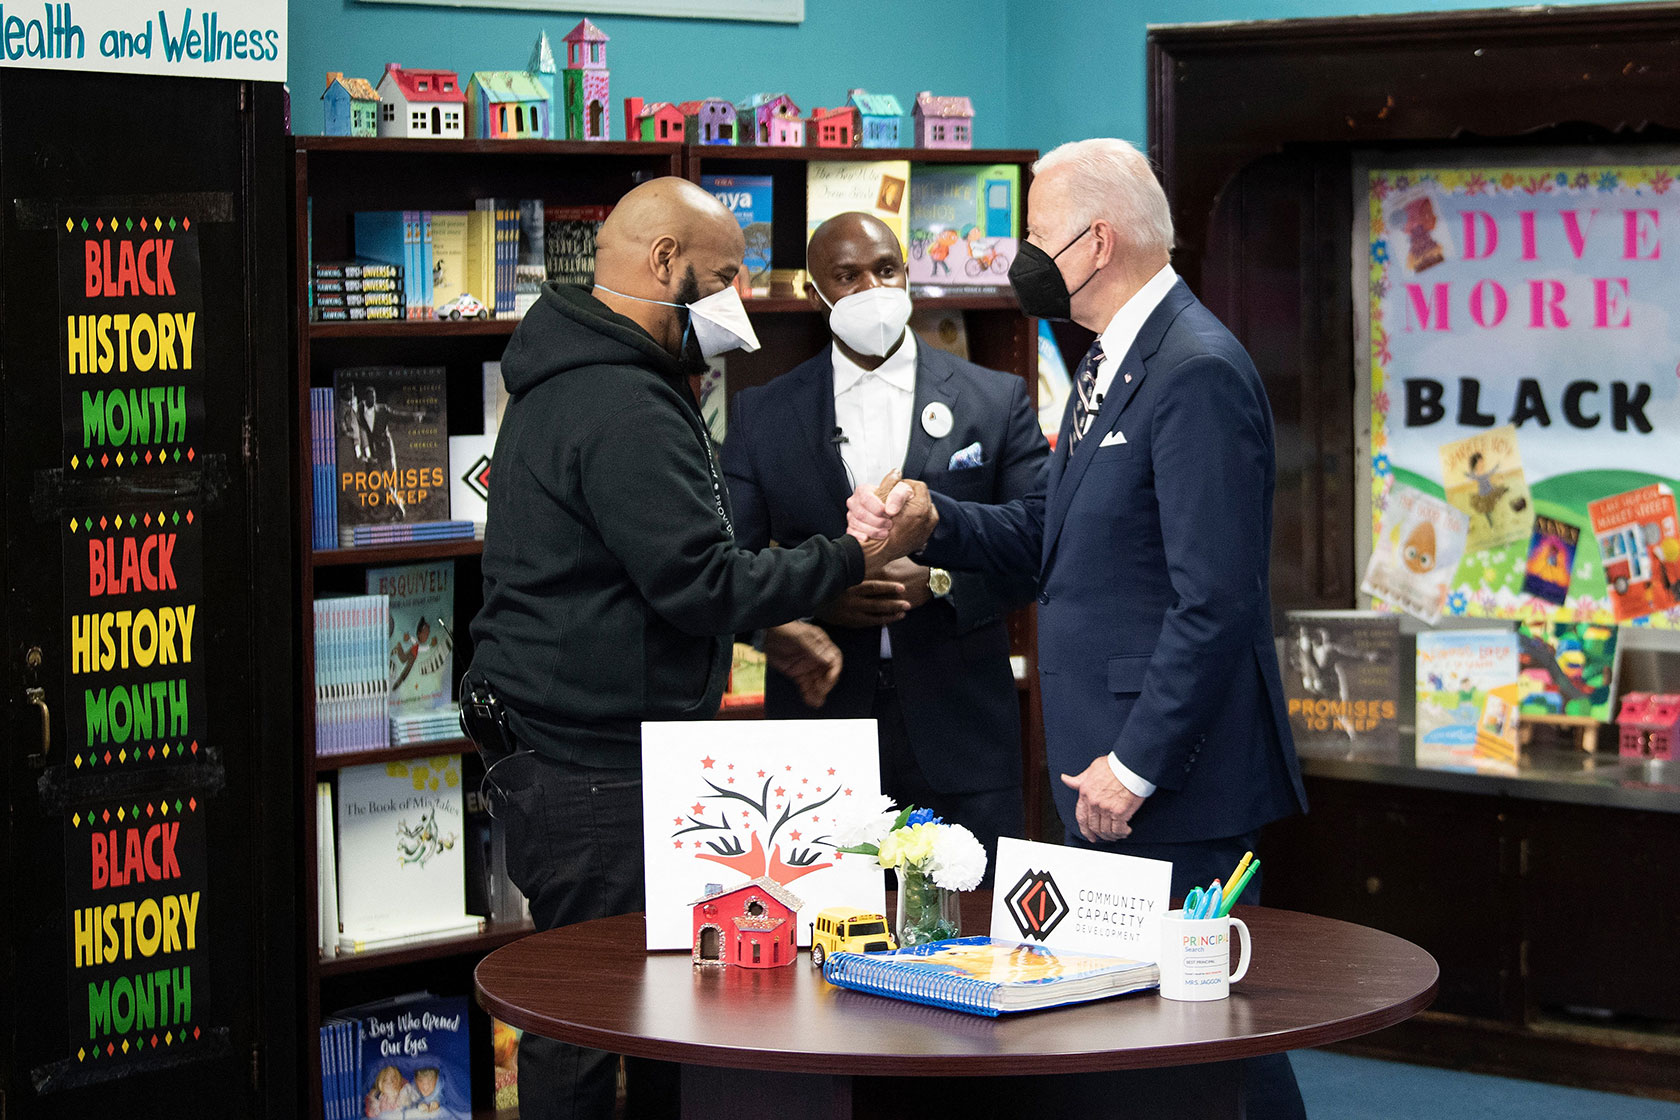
[1124,374,1132,383]
[921,401,954,439]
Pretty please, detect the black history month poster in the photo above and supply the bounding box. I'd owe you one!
[57,210,216,1074]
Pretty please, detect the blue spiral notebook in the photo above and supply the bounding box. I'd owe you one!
[822,936,1159,1017]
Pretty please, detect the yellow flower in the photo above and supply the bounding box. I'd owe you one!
[877,823,938,869]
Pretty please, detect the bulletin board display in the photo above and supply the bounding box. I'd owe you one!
[1358,153,1680,629]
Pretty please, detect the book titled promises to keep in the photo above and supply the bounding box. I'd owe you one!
[822,936,1157,1017]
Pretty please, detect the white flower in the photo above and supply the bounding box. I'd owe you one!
[834,796,898,850]
[923,822,986,891]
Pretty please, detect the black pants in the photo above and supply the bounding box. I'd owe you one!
[1063,827,1309,1120]
[493,750,679,1120]
[872,663,1023,887]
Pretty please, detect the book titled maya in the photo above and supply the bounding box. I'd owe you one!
[822,936,1158,1018]
[1282,611,1401,759]
[333,366,449,545]
[701,175,773,293]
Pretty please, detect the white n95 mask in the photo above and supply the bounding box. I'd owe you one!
[594,282,761,359]
[818,284,913,358]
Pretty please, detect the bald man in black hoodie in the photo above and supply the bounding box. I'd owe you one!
[467,178,929,1120]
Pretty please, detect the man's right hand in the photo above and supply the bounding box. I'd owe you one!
[818,579,913,628]
[850,471,938,577]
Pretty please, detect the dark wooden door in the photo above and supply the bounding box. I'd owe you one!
[0,70,294,1119]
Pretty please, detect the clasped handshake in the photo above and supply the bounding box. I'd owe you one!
[847,470,939,574]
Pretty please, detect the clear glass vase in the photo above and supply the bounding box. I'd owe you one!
[895,865,961,947]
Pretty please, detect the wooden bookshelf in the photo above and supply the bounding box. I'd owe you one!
[313,737,476,772]
[313,540,484,568]
[317,919,536,978]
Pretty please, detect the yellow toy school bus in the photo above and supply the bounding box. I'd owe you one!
[810,907,895,965]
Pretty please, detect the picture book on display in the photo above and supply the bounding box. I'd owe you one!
[822,936,1158,1018]
[1415,629,1520,772]
[365,562,454,715]
[1517,621,1619,722]
[806,160,911,251]
[335,756,481,950]
[1587,483,1680,623]
[1439,425,1534,552]
[1282,611,1401,759]
[491,1017,521,1110]
[1522,515,1581,605]
[545,204,613,287]
[333,366,449,546]
[1362,484,1470,623]
[905,163,1020,292]
[701,175,773,294]
[322,992,471,1120]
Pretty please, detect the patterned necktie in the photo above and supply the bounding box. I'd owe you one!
[1067,339,1106,450]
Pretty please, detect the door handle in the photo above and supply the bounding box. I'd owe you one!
[26,686,50,764]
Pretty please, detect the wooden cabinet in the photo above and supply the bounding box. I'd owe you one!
[292,137,1044,1117]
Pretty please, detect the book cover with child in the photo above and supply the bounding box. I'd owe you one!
[346,992,472,1120]
[1439,426,1534,551]
[1415,629,1519,772]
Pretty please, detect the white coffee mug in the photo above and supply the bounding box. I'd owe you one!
[1156,908,1251,1001]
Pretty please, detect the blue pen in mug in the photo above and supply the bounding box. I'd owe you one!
[1156,907,1251,1001]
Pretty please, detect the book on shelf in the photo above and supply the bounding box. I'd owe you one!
[311,261,405,323]
[352,210,432,320]
[323,993,472,1120]
[701,174,773,295]
[807,160,911,253]
[1517,621,1619,722]
[909,307,970,360]
[428,210,471,317]
[314,594,390,755]
[905,162,1020,294]
[1415,628,1520,772]
[545,204,612,287]
[391,707,464,745]
[318,782,340,958]
[311,387,339,551]
[822,936,1159,1017]
[721,641,765,708]
[350,520,476,547]
[335,755,481,951]
[1282,610,1401,759]
[332,366,449,547]
[491,1017,522,1111]
[481,360,509,437]
[475,199,525,317]
[365,562,455,715]
[515,200,547,314]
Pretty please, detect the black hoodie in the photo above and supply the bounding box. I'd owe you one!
[469,283,865,767]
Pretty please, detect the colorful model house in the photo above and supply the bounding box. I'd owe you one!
[562,18,611,141]
[679,99,736,145]
[690,877,804,969]
[529,31,560,134]
[847,89,903,148]
[809,104,859,148]
[622,97,684,143]
[737,93,804,147]
[467,71,552,139]
[374,64,466,139]
[913,91,975,149]
[322,72,380,137]
[1618,693,1680,760]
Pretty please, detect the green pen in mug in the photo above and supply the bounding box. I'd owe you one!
[1155,908,1251,1001]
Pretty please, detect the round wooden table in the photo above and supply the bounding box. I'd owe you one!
[476,898,1437,1119]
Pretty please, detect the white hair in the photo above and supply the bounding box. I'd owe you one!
[1032,138,1173,257]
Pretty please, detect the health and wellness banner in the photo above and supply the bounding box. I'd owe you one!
[0,1,285,81]
[1367,164,1680,627]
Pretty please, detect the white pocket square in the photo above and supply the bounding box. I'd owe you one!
[1099,430,1128,447]
[947,441,984,470]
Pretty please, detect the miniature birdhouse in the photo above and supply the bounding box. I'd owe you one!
[1619,692,1680,760]
[562,18,610,141]
[847,89,903,148]
[809,104,860,148]
[679,99,737,145]
[913,91,974,149]
[737,93,804,147]
[374,64,466,139]
[691,876,804,969]
[323,72,381,137]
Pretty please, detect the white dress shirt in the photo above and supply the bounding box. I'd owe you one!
[1088,264,1178,801]
[833,332,918,659]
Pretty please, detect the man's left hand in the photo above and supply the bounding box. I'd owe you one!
[1060,757,1146,843]
[762,621,844,708]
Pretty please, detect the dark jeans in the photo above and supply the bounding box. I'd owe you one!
[873,665,1023,887]
[492,750,679,1120]
[1064,827,1309,1120]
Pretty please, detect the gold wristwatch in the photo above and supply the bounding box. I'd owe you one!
[928,567,952,598]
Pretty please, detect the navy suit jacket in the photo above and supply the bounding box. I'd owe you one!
[922,281,1308,841]
[721,343,1048,793]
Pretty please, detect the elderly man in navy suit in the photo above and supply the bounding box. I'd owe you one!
[721,212,1048,876]
[846,139,1309,1118]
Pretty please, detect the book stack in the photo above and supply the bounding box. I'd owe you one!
[311,260,405,322]
[475,199,525,318]
[321,993,471,1119]
[310,387,339,551]
[314,594,391,755]
[352,211,432,320]
[391,707,463,745]
[332,366,450,547]
[335,756,484,952]
[348,520,475,547]
[545,204,612,286]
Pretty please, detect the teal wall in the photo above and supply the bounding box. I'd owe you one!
[289,1,1658,152]
[288,0,1010,145]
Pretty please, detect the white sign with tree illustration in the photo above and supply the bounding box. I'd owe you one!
[641,720,885,950]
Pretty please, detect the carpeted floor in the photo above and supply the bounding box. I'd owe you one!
[1292,1049,1680,1119]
